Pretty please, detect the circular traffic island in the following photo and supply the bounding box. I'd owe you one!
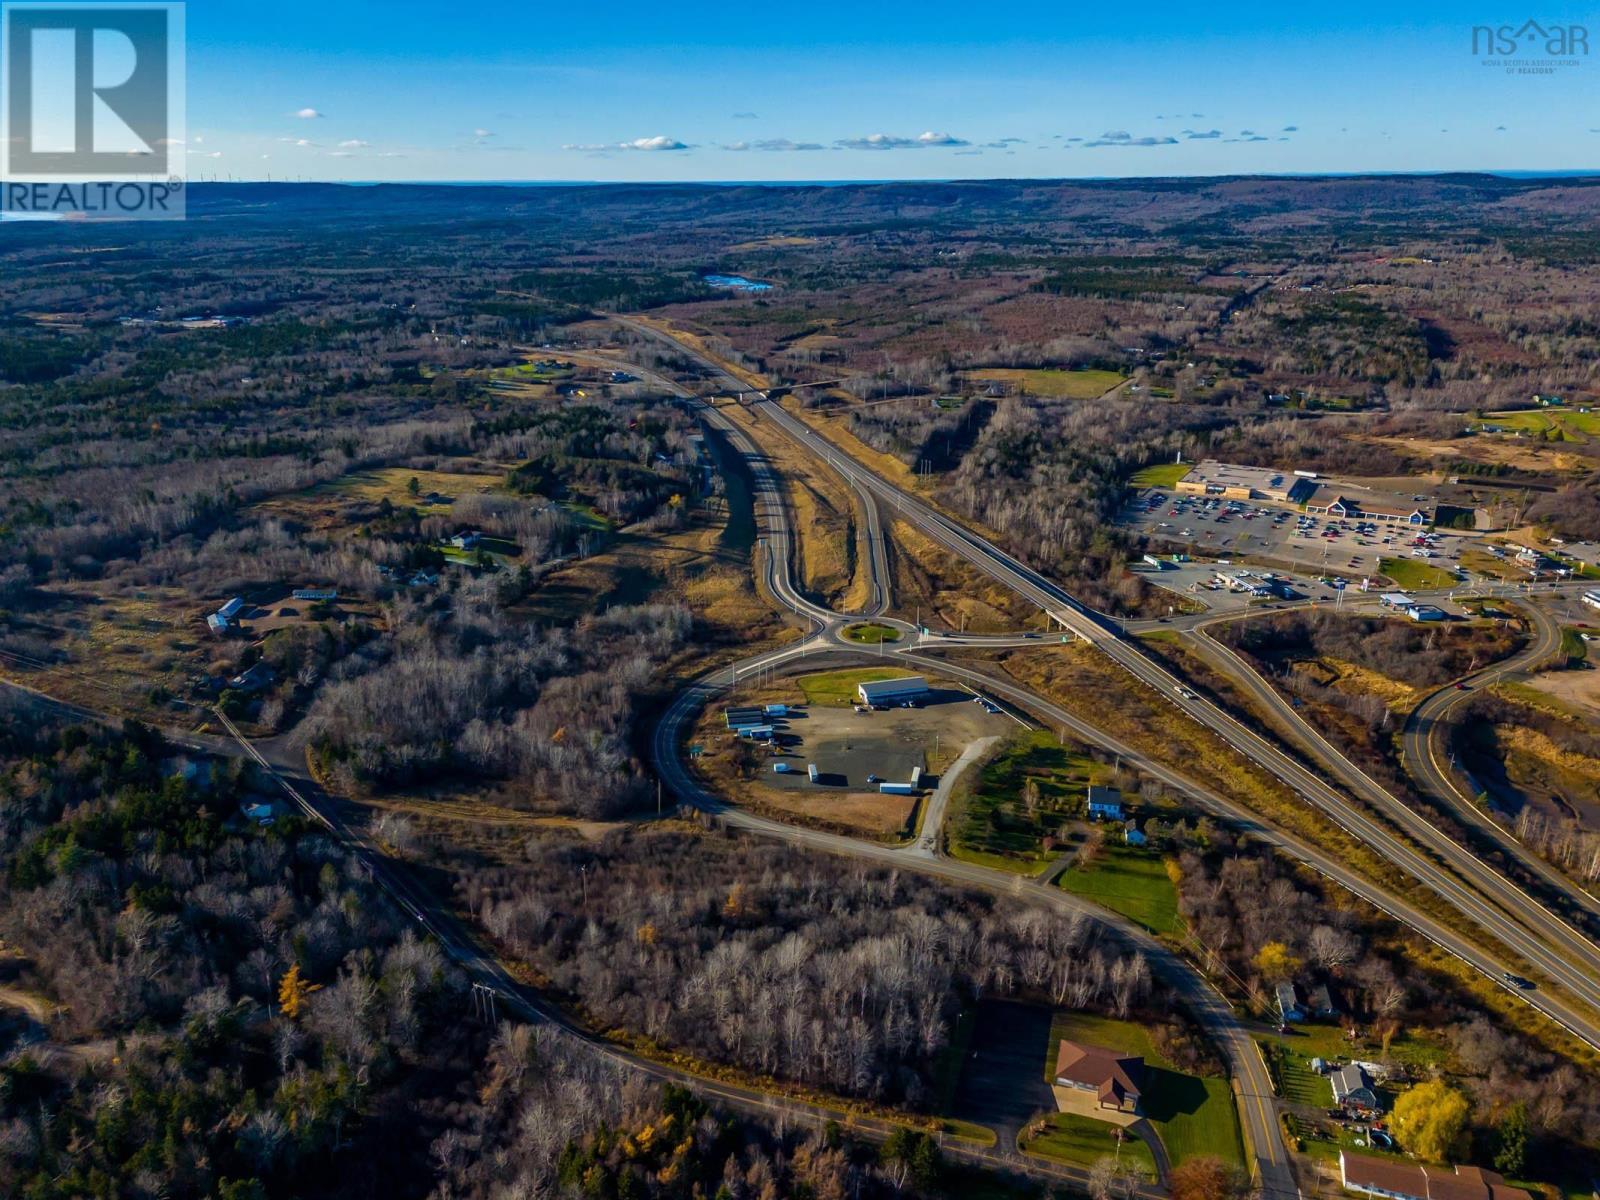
[842,622,904,645]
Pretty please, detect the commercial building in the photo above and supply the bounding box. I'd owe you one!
[857,676,929,706]
[1174,460,1319,504]
[1304,486,1431,526]
[1408,605,1447,622]
[1053,1040,1144,1114]
[1583,589,1600,614]
[1339,1152,1532,1200]
[1380,593,1416,611]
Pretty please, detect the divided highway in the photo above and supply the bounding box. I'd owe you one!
[617,317,1600,1044]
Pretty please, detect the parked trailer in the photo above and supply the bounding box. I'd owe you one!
[772,762,790,774]
[807,763,818,782]
[910,766,923,786]
[879,782,917,796]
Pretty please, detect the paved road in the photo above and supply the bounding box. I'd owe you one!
[648,662,1297,1199]
[1170,606,1600,1012]
[619,315,1600,1182]
[906,735,999,859]
[0,676,1122,1197]
[691,375,1600,1043]
[1395,603,1600,924]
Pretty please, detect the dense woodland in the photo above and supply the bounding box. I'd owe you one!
[453,825,1158,1106]
[3,178,1600,1197]
[0,707,469,1198]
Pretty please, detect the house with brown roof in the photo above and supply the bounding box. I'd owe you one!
[1053,1040,1144,1115]
[1339,1152,1533,1200]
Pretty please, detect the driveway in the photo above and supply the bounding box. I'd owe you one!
[905,735,999,858]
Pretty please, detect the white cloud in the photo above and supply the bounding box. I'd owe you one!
[294,107,324,120]
[732,111,759,119]
[473,128,494,139]
[836,130,970,150]
[1083,131,1178,148]
[756,138,823,151]
[1183,128,1223,140]
[623,135,688,151]
[338,139,370,149]
[565,135,690,153]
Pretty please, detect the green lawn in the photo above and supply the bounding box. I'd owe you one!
[1130,462,1190,489]
[1481,408,1600,441]
[969,367,1127,400]
[1262,1041,1333,1107]
[1255,1022,1445,1074]
[949,731,1103,872]
[1059,843,1181,936]
[842,622,903,645]
[1045,1011,1243,1170]
[796,667,918,707]
[1022,1113,1158,1178]
[1560,628,1589,666]
[1379,557,1457,590]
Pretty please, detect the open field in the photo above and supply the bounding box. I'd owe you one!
[1046,1011,1244,1170]
[1481,408,1600,442]
[797,666,921,707]
[256,465,509,530]
[1520,664,1600,721]
[1058,843,1182,936]
[1129,462,1190,489]
[967,367,1127,400]
[1378,557,1457,590]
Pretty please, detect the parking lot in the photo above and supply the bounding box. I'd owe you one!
[1118,489,1474,584]
[760,687,1014,792]
[1134,560,1334,612]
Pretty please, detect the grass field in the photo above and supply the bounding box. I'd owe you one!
[1262,1040,1333,1107]
[1022,1113,1158,1177]
[842,622,903,644]
[1045,1011,1243,1170]
[968,367,1127,400]
[949,730,1102,872]
[797,667,919,707]
[1481,408,1600,442]
[1379,556,1457,590]
[1256,1022,1446,1074]
[1130,462,1190,489]
[1058,843,1181,936]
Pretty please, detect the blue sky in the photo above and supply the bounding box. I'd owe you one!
[168,0,1599,180]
